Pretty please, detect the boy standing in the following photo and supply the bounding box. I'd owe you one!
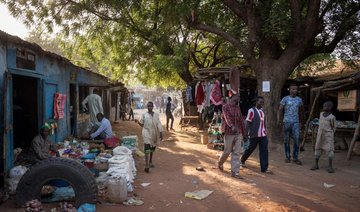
[311,101,336,173]
[241,96,271,173]
[278,84,304,165]
[135,102,163,173]
[166,97,174,131]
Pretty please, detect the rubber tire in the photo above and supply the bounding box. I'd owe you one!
[15,157,97,208]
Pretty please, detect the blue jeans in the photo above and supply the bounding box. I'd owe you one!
[283,122,300,160]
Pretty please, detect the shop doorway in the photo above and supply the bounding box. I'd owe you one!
[69,84,76,135]
[12,74,39,150]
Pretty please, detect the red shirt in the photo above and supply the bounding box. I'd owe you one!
[221,103,246,135]
[246,108,266,137]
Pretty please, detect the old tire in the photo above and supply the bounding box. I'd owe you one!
[15,158,97,208]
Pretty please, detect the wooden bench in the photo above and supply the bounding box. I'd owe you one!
[179,116,199,130]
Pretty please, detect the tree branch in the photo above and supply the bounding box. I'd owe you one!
[319,0,338,19]
[221,0,248,23]
[290,0,302,35]
[189,22,253,61]
[305,0,321,33]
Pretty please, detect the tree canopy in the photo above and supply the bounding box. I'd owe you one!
[2,0,243,88]
[2,0,359,140]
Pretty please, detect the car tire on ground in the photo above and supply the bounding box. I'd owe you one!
[16,157,97,208]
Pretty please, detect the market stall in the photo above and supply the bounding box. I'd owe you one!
[301,71,360,160]
[184,65,255,151]
[11,134,141,208]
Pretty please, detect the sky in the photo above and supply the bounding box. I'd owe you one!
[0,4,29,39]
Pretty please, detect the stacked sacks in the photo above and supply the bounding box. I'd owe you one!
[7,165,28,195]
[121,136,138,153]
[106,146,136,192]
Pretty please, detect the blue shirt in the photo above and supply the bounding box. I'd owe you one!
[90,118,113,139]
[280,96,303,123]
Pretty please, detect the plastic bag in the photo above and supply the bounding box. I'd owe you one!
[106,177,128,203]
[113,146,132,156]
[7,178,20,195]
[9,166,28,179]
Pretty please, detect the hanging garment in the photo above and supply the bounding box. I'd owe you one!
[185,85,193,103]
[54,93,67,119]
[210,80,222,106]
[229,67,240,94]
[204,82,213,107]
[195,82,205,106]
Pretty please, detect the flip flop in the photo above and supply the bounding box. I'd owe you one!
[231,173,243,179]
[144,167,149,173]
[218,163,224,171]
[327,168,335,173]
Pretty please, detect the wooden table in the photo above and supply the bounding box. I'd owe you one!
[179,116,199,130]
[312,126,354,150]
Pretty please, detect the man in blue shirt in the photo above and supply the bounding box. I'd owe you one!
[278,84,304,165]
[90,113,113,140]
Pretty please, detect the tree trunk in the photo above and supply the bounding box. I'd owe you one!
[255,66,288,146]
[178,55,193,83]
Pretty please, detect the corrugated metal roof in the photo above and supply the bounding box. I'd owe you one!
[0,30,109,81]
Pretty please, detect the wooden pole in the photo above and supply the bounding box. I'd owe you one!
[301,90,321,150]
[347,112,360,160]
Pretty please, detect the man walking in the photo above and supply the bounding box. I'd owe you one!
[82,89,103,127]
[135,102,163,173]
[218,93,246,179]
[278,84,304,165]
[166,97,174,131]
[241,96,271,173]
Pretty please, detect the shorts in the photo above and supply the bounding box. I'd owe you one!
[144,144,156,153]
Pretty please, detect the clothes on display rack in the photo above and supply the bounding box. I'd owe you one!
[210,80,222,106]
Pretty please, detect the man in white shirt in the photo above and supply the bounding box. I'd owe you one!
[82,89,104,127]
[135,101,163,173]
[90,113,113,140]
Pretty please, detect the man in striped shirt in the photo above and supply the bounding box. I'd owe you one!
[241,96,271,174]
[218,93,247,179]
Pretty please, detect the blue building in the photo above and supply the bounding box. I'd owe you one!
[0,31,124,178]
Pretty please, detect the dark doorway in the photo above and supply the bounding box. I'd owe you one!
[12,75,39,150]
[69,84,76,135]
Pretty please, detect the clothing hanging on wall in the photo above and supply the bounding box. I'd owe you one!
[54,93,67,119]
[204,82,213,107]
[229,67,240,94]
[185,85,193,103]
[210,80,222,106]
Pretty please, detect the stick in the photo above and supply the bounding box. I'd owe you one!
[347,112,360,160]
[301,90,321,149]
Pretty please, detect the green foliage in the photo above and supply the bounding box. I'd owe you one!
[2,0,243,88]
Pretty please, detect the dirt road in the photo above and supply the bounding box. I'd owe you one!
[100,109,360,212]
[1,109,359,212]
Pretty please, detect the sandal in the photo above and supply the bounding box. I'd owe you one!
[327,167,335,173]
[310,165,319,171]
[218,163,224,171]
[262,170,274,175]
[144,167,150,173]
[293,159,302,165]
[231,172,243,179]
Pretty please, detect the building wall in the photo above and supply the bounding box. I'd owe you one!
[0,38,111,174]
[0,41,7,176]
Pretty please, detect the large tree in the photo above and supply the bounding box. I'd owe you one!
[1,0,241,89]
[3,0,359,140]
[189,0,360,140]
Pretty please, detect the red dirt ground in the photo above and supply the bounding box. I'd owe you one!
[1,109,360,212]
